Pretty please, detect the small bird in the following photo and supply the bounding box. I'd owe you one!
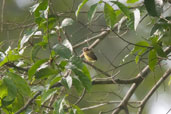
[82,47,97,62]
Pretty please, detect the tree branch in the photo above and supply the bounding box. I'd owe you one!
[137,68,171,114]
[15,91,42,114]
[112,47,171,114]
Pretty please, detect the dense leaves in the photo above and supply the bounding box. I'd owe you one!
[0,0,170,114]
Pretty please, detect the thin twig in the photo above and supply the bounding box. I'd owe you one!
[74,88,86,105]
[15,91,42,114]
[137,69,171,114]
[111,47,171,114]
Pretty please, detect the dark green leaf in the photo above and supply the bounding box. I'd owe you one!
[3,78,17,99]
[144,0,162,17]
[104,3,116,28]
[72,68,91,90]
[50,76,62,86]
[47,16,57,29]
[1,97,15,107]
[53,44,71,59]
[75,0,88,17]
[0,80,8,99]
[153,43,167,57]
[41,88,57,104]
[59,60,68,70]
[35,68,59,79]
[31,45,41,62]
[72,77,83,93]
[88,3,98,22]
[71,56,83,69]
[12,93,24,112]
[148,49,157,71]
[61,78,69,89]
[7,72,31,96]
[28,59,49,80]
[111,1,131,18]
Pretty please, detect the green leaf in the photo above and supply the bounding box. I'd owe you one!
[88,3,98,22]
[148,49,157,71]
[135,48,147,64]
[20,26,38,49]
[75,0,88,17]
[33,0,48,20]
[0,50,21,67]
[71,56,83,69]
[72,105,84,114]
[53,44,71,59]
[152,43,167,57]
[46,16,57,30]
[7,72,31,97]
[61,18,74,28]
[59,60,68,70]
[31,44,41,62]
[0,80,8,99]
[131,41,149,54]
[82,65,91,80]
[72,68,91,90]
[144,0,162,17]
[127,0,139,3]
[150,24,160,36]
[104,3,117,28]
[72,77,83,93]
[35,68,59,79]
[126,13,134,29]
[1,97,15,107]
[135,55,140,64]
[53,97,65,114]
[133,9,140,31]
[111,1,131,18]
[28,59,49,80]
[41,88,57,105]
[3,78,17,99]
[50,76,62,86]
